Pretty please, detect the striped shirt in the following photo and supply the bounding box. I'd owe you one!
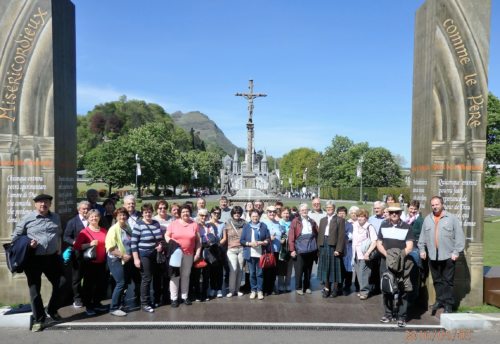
[131,219,163,257]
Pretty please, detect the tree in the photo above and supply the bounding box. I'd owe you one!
[486,93,500,186]
[279,148,321,191]
[84,137,135,193]
[361,147,403,187]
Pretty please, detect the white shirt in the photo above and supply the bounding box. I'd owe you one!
[301,217,313,235]
[324,215,334,236]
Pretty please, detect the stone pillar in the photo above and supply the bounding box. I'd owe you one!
[411,0,490,306]
[0,0,76,303]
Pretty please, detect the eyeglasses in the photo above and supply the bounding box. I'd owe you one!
[268,211,276,214]
[158,207,167,210]
[312,203,320,206]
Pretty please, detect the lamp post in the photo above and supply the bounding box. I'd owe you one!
[358,157,364,202]
[317,163,321,198]
[135,154,141,198]
[288,175,292,194]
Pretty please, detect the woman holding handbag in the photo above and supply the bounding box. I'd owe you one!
[288,203,318,295]
[74,209,108,316]
[131,203,164,313]
[262,205,283,295]
[240,210,270,300]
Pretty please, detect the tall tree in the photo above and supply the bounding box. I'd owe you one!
[280,148,321,190]
[486,92,500,185]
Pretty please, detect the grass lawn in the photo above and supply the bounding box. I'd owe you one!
[484,216,500,266]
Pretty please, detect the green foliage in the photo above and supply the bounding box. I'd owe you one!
[279,148,321,190]
[485,188,500,208]
[84,137,135,189]
[319,135,402,187]
[484,217,500,267]
[319,186,409,202]
[486,93,500,186]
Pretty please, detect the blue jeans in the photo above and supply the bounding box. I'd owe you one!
[247,257,263,292]
[108,256,127,311]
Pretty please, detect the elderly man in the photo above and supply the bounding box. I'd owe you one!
[12,194,65,332]
[123,194,141,229]
[86,189,105,216]
[376,205,414,328]
[308,197,326,227]
[63,201,90,308]
[369,201,387,234]
[219,196,232,223]
[418,196,465,314]
[192,197,207,218]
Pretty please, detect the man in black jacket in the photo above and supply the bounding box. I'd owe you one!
[63,201,90,308]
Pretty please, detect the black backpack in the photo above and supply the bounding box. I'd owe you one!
[381,270,399,294]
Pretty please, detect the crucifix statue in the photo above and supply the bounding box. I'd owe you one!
[235,80,267,173]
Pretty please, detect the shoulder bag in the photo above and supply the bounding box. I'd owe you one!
[82,229,97,261]
[259,241,276,269]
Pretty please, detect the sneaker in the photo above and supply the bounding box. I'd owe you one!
[305,288,312,294]
[397,319,407,328]
[258,291,264,300]
[142,305,154,313]
[322,289,330,298]
[249,291,256,299]
[85,308,97,316]
[73,300,83,308]
[296,290,304,295]
[226,293,233,298]
[217,290,223,298]
[171,300,179,308]
[237,292,244,296]
[183,298,192,306]
[359,294,368,300]
[379,316,392,323]
[110,309,127,317]
[31,322,43,332]
[195,299,201,302]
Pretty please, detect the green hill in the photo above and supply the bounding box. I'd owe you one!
[171,111,239,155]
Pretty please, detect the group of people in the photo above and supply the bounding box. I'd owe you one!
[11,191,465,331]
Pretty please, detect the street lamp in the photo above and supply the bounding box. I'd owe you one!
[317,163,321,198]
[135,154,141,198]
[357,157,364,202]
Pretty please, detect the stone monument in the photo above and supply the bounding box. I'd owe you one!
[222,80,280,203]
[0,0,76,303]
[411,0,490,306]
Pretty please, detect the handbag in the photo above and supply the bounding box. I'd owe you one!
[295,233,317,254]
[193,258,207,269]
[145,224,166,264]
[82,229,97,261]
[82,245,96,261]
[278,234,290,262]
[259,244,276,269]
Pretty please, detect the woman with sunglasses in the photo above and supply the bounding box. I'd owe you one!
[222,206,246,297]
[262,205,283,295]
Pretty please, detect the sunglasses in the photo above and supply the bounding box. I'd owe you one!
[268,210,276,213]
[389,211,401,215]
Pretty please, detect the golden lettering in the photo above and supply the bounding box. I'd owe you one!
[464,73,477,87]
[466,95,484,128]
[460,57,471,65]
[0,106,16,122]
[0,7,49,122]
[442,18,470,65]
[33,7,49,25]
[24,27,36,37]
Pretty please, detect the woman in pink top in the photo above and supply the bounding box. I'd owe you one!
[165,205,201,308]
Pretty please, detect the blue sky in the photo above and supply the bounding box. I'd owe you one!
[73,0,499,167]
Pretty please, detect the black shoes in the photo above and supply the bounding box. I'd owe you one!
[171,300,179,308]
[322,289,330,298]
[431,302,443,315]
[444,305,453,313]
[183,298,192,306]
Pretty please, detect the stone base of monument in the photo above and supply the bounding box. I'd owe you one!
[484,267,500,307]
[229,188,280,204]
